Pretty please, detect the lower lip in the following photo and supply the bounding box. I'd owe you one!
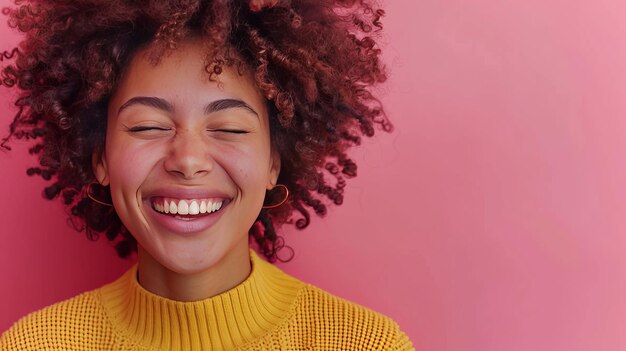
[145,201,228,235]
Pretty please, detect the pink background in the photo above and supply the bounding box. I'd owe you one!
[3,0,626,350]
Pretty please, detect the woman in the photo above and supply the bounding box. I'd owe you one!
[0,0,413,349]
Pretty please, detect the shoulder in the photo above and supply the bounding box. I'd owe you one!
[0,288,114,351]
[291,283,414,351]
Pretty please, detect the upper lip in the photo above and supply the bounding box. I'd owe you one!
[143,187,232,201]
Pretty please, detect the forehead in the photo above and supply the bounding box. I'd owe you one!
[109,39,266,114]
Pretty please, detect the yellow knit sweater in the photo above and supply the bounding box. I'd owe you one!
[1,251,414,350]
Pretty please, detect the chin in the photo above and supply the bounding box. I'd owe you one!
[141,233,248,276]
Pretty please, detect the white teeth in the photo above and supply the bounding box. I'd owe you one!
[177,200,189,215]
[189,201,199,215]
[155,198,224,216]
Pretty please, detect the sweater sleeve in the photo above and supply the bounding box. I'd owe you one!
[391,326,416,351]
[0,292,117,351]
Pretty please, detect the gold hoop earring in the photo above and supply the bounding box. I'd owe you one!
[86,183,113,207]
[262,184,289,209]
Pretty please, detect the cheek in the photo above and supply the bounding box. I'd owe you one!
[106,140,163,190]
[217,143,271,192]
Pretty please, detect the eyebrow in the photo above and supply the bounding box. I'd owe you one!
[118,96,173,114]
[205,99,259,118]
[118,96,259,118]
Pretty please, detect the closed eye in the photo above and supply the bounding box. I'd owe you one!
[128,126,171,133]
[210,129,250,134]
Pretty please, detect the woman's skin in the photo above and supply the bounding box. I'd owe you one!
[93,38,281,302]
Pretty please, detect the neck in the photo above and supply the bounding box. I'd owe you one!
[136,244,251,302]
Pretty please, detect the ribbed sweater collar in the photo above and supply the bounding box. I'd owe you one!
[98,250,303,351]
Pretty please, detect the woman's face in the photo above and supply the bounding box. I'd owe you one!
[94,39,280,275]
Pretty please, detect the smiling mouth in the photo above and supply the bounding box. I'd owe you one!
[151,197,227,220]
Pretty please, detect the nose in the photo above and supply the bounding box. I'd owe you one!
[163,129,213,179]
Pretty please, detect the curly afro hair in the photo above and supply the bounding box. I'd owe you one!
[0,0,390,262]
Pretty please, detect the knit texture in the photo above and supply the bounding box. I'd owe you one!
[1,251,414,351]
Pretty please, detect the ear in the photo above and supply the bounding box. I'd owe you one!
[92,150,110,186]
[267,147,281,189]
